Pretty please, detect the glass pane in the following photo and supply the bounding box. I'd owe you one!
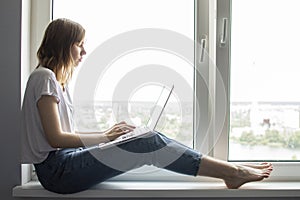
[53,0,194,147]
[229,0,300,160]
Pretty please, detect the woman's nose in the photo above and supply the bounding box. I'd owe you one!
[81,48,86,55]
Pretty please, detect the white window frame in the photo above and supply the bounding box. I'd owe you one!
[215,0,300,181]
[21,0,52,184]
[21,0,300,184]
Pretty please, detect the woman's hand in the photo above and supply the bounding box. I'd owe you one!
[103,121,136,141]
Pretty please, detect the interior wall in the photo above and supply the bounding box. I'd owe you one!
[0,0,22,199]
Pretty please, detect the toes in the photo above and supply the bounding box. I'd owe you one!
[262,170,271,178]
[245,162,273,170]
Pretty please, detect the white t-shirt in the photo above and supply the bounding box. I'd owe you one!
[21,67,75,164]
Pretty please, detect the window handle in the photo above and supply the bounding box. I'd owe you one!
[220,18,228,47]
[199,34,207,63]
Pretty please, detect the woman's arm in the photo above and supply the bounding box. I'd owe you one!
[37,95,135,148]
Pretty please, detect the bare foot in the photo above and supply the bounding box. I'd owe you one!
[224,163,273,189]
[196,156,273,189]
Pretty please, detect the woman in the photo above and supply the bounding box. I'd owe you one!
[21,18,273,194]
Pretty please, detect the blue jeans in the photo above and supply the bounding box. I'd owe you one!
[34,132,202,194]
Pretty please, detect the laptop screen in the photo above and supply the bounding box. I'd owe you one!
[146,85,174,130]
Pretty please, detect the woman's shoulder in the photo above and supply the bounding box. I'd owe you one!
[26,67,59,90]
[30,66,56,81]
[25,67,61,98]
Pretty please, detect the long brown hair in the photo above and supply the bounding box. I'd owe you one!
[37,18,85,87]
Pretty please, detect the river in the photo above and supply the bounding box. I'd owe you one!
[229,142,300,161]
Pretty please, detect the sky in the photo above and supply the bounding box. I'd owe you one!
[54,0,300,103]
[53,0,194,102]
[231,0,300,102]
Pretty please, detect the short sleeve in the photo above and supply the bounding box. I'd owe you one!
[37,77,60,103]
[32,71,61,104]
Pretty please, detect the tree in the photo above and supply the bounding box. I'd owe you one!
[288,131,300,149]
[239,131,257,145]
[264,129,284,145]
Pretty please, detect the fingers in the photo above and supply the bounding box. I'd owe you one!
[104,121,136,140]
[114,121,136,131]
[110,122,136,135]
[115,124,136,133]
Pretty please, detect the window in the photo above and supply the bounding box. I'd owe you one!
[216,0,300,179]
[22,0,300,184]
[22,0,199,183]
[229,0,300,161]
[51,0,197,178]
[53,0,195,149]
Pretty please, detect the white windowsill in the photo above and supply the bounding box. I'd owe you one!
[13,180,300,198]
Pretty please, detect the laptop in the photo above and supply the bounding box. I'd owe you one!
[98,85,174,149]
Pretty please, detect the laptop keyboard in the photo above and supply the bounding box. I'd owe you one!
[118,127,150,140]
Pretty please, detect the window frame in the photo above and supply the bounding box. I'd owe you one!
[215,0,300,181]
[21,0,53,184]
[22,0,300,184]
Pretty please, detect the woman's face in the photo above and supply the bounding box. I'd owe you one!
[71,39,86,67]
